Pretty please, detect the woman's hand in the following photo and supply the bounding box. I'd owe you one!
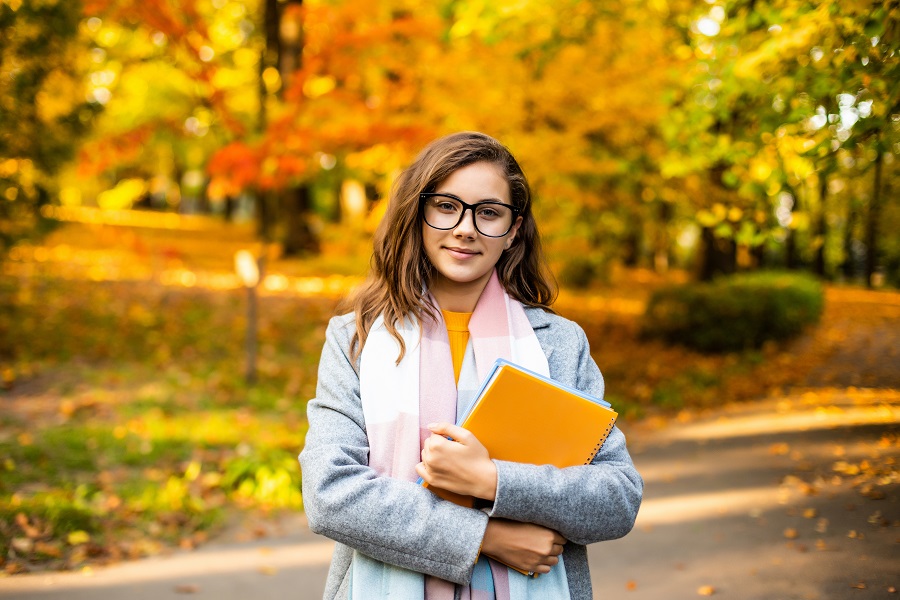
[481,519,566,575]
[415,422,498,500]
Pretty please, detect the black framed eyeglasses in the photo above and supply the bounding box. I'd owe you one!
[419,192,520,238]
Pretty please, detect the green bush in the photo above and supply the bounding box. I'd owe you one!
[558,256,608,289]
[641,271,824,352]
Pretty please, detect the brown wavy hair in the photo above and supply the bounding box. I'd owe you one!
[342,131,557,361]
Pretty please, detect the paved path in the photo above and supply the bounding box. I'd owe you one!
[590,389,899,599]
[2,388,897,600]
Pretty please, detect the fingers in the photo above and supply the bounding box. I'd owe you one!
[419,425,496,499]
[534,542,564,574]
[427,422,472,443]
[482,520,567,576]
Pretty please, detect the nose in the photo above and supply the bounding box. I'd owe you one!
[453,207,478,237]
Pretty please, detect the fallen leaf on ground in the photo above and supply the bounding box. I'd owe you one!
[769,443,789,455]
[867,511,886,525]
[67,531,90,546]
[175,584,200,594]
[34,541,62,557]
[15,513,41,538]
[783,528,799,539]
[697,585,716,596]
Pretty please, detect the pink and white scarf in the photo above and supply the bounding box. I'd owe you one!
[353,271,570,599]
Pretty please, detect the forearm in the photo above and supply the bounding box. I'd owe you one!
[301,439,487,583]
[486,428,643,544]
[300,318,488,583]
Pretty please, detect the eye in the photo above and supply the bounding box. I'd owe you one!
[435,200,460,213]
[475,204,504,219]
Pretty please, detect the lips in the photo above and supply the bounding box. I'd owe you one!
[444,246,480,259]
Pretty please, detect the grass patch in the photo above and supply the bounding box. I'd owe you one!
[0,263,335,572]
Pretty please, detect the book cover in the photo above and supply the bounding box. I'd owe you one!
[423,359,618,506]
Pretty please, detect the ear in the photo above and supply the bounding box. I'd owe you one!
[506,216,523,249]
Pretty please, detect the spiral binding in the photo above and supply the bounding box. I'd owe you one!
[584,417,617,464]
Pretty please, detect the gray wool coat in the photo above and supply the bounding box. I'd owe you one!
[299,306,643,599]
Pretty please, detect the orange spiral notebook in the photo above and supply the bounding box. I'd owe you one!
[422,358,618,507]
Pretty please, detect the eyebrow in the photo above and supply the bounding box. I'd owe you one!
[431,191,506,204]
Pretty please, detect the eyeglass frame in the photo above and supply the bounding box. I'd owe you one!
[419,192,521,238]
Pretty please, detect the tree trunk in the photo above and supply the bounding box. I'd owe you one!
[699,226,736,281]
[277,0,319,256]
[282,186,319,254]
[223,195,236,222]
[259,0,279,133]
[653,200,671,273]
[814,170,828,277]
[751,242,765,269]
[841,201,858,281]
[781,180,802,270]
[258,0,319,255]
[256,190,276,241]
[622,226,640,268]
[865,144,883,288]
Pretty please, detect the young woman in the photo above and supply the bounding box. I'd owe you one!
[299,132,642,600]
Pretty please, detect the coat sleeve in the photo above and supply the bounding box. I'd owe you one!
[484,318,643,545]
[298,316,488,585]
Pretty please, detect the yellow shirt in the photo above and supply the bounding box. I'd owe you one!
[442,310,472,385]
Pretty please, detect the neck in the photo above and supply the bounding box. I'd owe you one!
[430,274,491,312]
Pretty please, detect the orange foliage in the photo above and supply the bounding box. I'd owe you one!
[205,142,259,196]
[77,123,166,177]
[207,0,441,194]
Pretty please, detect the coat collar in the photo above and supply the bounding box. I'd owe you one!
[523,305,554,330]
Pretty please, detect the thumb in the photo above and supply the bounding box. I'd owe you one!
[427,422,470,443]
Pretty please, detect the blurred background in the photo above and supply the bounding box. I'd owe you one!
[0,0,898,581]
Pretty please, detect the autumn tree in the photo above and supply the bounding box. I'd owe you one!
[406,0,691,279]
[254,0,320,253]
[0,0,97,258]
[664,0,899,282]
[73,0,258,218]
[208,0,440,249]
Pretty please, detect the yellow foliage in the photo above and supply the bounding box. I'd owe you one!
[36,69,81,123]
[97,179,147,210]
[750,160,772,182]
[67,530,90,546]
[303,75,336,99]
[59,187,82,206]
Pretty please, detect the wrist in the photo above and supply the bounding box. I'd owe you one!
[476,459,498,501]
[481,518,501,556]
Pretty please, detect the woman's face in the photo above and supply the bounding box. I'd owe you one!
[422,161,522,311]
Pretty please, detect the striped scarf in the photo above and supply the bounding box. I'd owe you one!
[353,271,571,599]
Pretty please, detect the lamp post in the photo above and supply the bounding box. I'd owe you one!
[234,250,261,384]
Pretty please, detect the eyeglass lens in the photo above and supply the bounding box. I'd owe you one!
[422,195,514,237]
